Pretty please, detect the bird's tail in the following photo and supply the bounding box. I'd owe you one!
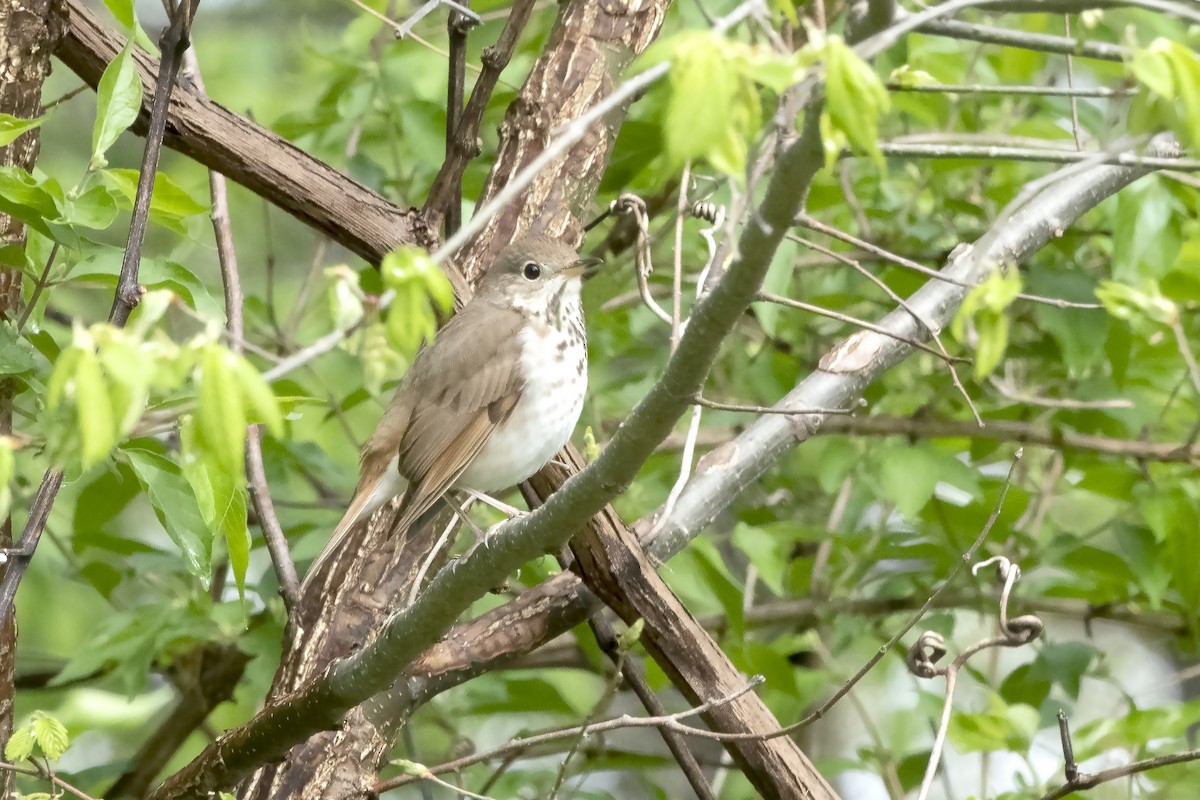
[299,478,402,595]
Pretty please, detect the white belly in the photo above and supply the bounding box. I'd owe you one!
[456,321,587,492]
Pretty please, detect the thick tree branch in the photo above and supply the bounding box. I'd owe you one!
[53,0,442,273]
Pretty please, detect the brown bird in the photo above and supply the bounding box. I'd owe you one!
[303,234,599,586]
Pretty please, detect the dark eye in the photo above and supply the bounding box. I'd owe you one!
[522,261,541,280]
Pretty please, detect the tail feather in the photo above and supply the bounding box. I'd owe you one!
[299,473,401,594]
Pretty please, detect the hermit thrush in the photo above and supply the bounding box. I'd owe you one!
[304,234,599,583]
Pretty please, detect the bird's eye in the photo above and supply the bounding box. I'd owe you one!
[522,261,541,280]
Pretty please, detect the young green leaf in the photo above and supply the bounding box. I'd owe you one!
[92,43,144,166]
[232,355,283,436]
[75,347,117,468]
[31,711,70,761]
[823,36,890,164]
[0,113,44,148]
[197,344,247,474]
[665,33,738,168]
[4,725,34,761]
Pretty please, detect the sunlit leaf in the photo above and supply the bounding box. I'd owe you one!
[0,113,44,148]
[5,726,34,761]
[92,43,144,165]
[31,712,69,761]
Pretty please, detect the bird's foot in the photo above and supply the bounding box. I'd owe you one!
[463,515,526,559]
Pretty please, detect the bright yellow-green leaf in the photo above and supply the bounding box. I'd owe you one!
[31,712,69,761]
[823,36,890,164]
[5,726,33,761]
[1095,280,1178,325]
[0,113,44,148]
[101,168,209,218]
[1131,38,1200,150]
[233,356,283,436]
[973,311,1009,379]
[92,43,144,165]
[75,347,116,468]
[198,345,246,474]
[665,34,739,168]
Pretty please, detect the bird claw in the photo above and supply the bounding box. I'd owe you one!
[463,512,527,558]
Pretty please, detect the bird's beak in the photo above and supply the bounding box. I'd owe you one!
[564,256,603,280]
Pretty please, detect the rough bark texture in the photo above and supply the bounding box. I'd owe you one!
[54,0,441,273]
[0,0,64,786]
[238,0,669,796]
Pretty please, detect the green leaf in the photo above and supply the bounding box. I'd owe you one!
[731,523,787,596]
[197,345,246,474]
[5,725,34,761]
[972,311,1008,380]
[60,182,120,229]
[1095,280,1177,326]
[31,712,69,760]
[75,347,116,469]
[101,168,209,218]
[125,446,213,583]
[823,36,890,163]
[1131,38,1200,150]
[665,34,738,167]
[233,355,283,435]
[0,166,58,238]
[0,113,44,147]
[92,43,144,165]
[878,444,943,519]
[0,323,36,375]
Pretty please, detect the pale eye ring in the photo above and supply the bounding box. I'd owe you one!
[522,261,541,280]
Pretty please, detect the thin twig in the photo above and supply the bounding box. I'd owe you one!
[375,677,765,791]
[424,0,537,220]
[108,0,200,326]
[443,0,472,236]
[1063,16,1083,151]
[671,162,690,352]
[787,232,982,424]
[692,394,860,416]
[16,242,59,332]
[886,81,1133,98]
[756,291,971,363]
[796,214,1102,309]
[0,760,102,800]
[988,375,1132,410]
[874,141,1197,170]
[585,615,717,800]
[183,46,299,611]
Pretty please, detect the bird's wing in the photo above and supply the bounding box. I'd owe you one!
[396,302,525,480]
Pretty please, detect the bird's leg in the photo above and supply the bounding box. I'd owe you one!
[461,488,528,520]
[446,496,489,549]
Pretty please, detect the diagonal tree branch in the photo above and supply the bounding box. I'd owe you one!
[53,0,442,273]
